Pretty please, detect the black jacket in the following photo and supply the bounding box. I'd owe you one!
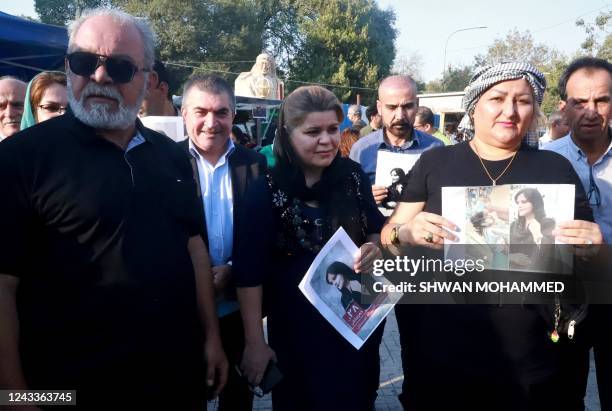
[179,138,267,257]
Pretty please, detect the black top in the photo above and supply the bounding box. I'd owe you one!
[233,162,385,410]
[0,112,205,406]
[396,142,592,391]
[234,160,385,288]
[401,142,591,219]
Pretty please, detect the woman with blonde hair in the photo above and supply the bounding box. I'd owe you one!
[234,85,384,410]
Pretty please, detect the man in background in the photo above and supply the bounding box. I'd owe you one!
[139,59,179,117]
[348,104,366,130]
[0,76,26,140]
[539,110,570,147]
[413,106,451,145]
[360,105,382,137]
[350,75,443,205]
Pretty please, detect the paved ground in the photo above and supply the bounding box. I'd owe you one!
[209,311,602,411]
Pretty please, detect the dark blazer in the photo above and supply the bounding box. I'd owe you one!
[179,138,267,258]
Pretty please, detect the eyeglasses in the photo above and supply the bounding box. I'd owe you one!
[587,167,601,207]
[66,51,149,84]
[38,103,66,114]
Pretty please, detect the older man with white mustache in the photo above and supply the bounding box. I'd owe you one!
[0,7,227,411]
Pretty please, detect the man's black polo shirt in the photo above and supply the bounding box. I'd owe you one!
[0,112,205,407]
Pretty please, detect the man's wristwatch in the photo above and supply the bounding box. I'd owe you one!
[390,224,402,246]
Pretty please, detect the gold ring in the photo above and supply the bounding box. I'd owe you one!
[424,232,434,243]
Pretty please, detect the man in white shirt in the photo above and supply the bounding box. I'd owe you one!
[544,56,612,410]
[181,74,267,411]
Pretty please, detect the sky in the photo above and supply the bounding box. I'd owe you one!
[378,0,611,81]
[2,0,610,81]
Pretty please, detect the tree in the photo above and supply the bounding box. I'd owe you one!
[392,51,425,92]
[538,58,568,115]
[37,0,397,103]
[474,29,562,69]
[577,11,612,62]
[35,0,111,26]
[117,0,306,94]
[287,0,397,104]
[425,65,474,93]
[392,52,423,81]
[474,29,567,115]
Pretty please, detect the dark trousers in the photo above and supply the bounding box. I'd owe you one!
[395,304,589,411]
[593,305,612,411]
[218,310,253,411]
[558,339,591,411]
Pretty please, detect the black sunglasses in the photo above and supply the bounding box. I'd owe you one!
[66,51,149,84]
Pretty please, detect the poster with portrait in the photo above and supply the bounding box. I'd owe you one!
[298,228,402,349]
[442,184,575,273]
[140,116,186,142]
[374,151,421,216]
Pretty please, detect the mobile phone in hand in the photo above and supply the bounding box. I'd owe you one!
[235,361,283,397]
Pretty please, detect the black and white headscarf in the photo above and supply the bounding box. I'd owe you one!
[458,62,547,137]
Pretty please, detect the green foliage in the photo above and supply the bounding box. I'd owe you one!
[116,0,230,92]
[474,29,562,68]
[34,0,396,102]
[426,65,474,93]
[392,51,424,83]
[576,11,612,61]
[597,35,612,62]
[34,0,111,26]
[472,29,567,115]
[115,0,302,94]
[539,58,568,115]
[287,0,397,104]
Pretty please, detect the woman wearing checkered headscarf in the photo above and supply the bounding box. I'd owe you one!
[458,62,546,141]
[380,62,603,410]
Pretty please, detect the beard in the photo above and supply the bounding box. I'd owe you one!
[67,75,147,130]
[385,120,413,138]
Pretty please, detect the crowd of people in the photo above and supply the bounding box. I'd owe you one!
[0,6,610,411]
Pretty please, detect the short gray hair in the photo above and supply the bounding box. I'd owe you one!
[0,75,24,83]
[67,7,157,70]
[348,104,361,116]
[182,74,235,113]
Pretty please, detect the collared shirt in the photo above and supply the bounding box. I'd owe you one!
[189,138,238,317]
[126,131,145,151]
[539,132,553,147]
[349,127,444,183]
[539,132,569,149]
[188,138,235,266]
[544,134,612,243]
